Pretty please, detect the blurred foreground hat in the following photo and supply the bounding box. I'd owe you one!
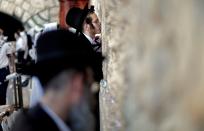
[23,29,104,86]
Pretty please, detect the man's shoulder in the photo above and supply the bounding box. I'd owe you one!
[79,33,91,44]
[11,109,37,131]
[11,104,60,131]
[74,34,94,54]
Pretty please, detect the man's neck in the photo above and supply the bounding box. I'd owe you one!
[83,31,95,40]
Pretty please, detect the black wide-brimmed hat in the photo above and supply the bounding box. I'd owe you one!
[66,5,95,33]
[22,29,103,86]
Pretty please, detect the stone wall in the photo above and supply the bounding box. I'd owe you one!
[0,0,59,30]
[94,0,204,131]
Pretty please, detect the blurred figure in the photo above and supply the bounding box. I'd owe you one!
[29,76,44,107]
[0,29,7,48]
[11,30,103,131]
[15,29,28,65]
[0,29,15,105]
[29,22,60,107]
[0,28,4,47]
[66,6,103,131]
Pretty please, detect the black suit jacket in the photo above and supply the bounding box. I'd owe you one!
[11,104,60,131]
[78,33,103,82]
[77,33,96,55]
[78,33,102,131]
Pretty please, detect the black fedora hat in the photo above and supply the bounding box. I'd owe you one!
[22,29,104,86]
[66,7,83,29]
[66,4,95,33]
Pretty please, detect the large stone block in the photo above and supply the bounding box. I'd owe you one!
[22,2,30,11]
[98,0,204,131]
[15,0,23,5]
[39,10,49,21]
[32,0,45,9]
[0,0,59,30]
[14,7,23,18]
[49,7,59,18]
[21,12,30,22]
[0,1,10,13]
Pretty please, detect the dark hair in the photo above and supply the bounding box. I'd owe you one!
[83,6,95,30]
[66,5,96,32]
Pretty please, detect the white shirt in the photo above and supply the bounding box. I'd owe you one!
[20,31,28,59]
[68,27,76,33]
[30,77,44,107]
[16,37,24,51]
[0,42,14,69]
[40,103,71,131]
[84,33,102,52]
[83,33,94,44]
[43,22,58,33]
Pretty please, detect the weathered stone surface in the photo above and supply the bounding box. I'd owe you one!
[0,0,59,30]
[4,2,15,15]
[33,15,46,26]
[50,7,59,17]
[44,0,56,8]
[14,7,23,18]
[32,0,45,9]
[15,0,23,5]
[92,0,204,131]
[21,12,30,22]
[0,1,10,13]
[50,15,59,22]
[39,10,49,21]
[27,19,38,28]
[22,2,30,11]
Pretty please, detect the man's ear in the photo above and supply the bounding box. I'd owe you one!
[69,73,84,104]
[84,23,90,32]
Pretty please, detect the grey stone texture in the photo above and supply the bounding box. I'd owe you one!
[0,0,59,30]
[91,0,204,131]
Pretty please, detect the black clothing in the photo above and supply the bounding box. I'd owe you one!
[78,33,102,131]
[0,66,9,105]
[78,33,103,82]
[11,104,60,131]
[21,30,104,87]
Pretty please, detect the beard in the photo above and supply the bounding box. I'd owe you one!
[65,87,96,131]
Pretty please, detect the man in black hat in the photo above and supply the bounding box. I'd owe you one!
[11,29,103,131]
[66,6,103,131]
[66,6,102,53]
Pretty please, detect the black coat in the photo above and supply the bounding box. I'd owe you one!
[78,33,103,82]
[11,104,60,131]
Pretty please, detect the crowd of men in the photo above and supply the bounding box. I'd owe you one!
[0,5,103,131]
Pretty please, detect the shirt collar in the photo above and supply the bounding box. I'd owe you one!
[40,103,71,131]
[83,33,94,44]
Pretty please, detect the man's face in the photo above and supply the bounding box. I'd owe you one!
[90,13,101,35]
[65,68,96,130]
